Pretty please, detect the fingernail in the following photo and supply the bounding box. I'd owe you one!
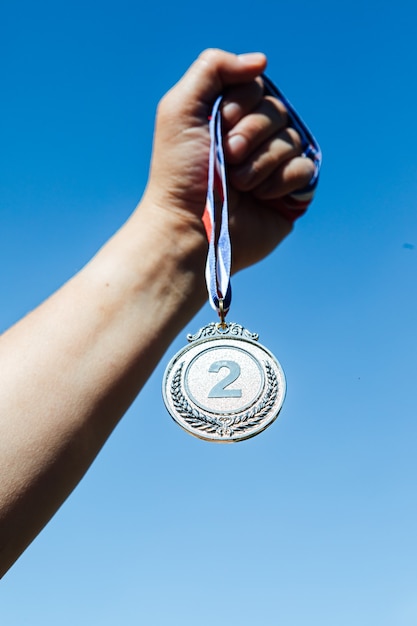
[228,134,247,158]
[222,101,241,124]
[237,52,266,65]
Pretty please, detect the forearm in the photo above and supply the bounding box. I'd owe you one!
[0,48,319,577]
[0,200,207,576]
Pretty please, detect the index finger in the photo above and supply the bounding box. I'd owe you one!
[221,78,264,131]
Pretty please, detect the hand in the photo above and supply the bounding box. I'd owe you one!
[142,49,315,272]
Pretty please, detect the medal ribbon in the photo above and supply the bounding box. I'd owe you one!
[203,76,322,319]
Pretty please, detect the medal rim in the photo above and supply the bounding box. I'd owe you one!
[162,323,286,443]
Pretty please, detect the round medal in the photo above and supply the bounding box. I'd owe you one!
[162,322,286,443]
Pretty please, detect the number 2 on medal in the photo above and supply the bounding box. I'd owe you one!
[208,360,242,398]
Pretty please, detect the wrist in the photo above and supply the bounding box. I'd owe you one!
[91,198,209,338]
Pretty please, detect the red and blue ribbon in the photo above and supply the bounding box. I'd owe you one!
[203,76,322,318]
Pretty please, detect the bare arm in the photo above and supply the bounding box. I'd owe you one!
[0,49,315,576]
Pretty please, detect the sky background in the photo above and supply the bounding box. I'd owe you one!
[1,0,417,624]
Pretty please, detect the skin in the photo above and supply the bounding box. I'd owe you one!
[0,49,315,577]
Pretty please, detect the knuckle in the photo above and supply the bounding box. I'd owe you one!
[285,127,303,151]
[156,92,172,121]
[301,157,316,182]
[157,85,182,123]
[290,156,316,185]
[264,96,289,124]
[198,48,222,67]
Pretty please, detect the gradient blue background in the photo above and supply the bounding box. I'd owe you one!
[1,1,417,624]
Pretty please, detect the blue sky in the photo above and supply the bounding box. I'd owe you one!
[1,0,417,624]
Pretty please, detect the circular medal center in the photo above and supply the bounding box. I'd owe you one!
[185,345,264,414]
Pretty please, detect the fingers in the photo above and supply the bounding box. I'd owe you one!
[253,156,316,199]
[223,88,315,199]
[232,144,315,199]
[221,78,264,130]
[224,96,289,164]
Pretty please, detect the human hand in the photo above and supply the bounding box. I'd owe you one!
[142,49,316,272]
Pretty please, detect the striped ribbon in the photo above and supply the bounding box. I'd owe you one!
[203,75,322,319]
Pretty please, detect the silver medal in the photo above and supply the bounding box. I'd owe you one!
[162,321,286,443]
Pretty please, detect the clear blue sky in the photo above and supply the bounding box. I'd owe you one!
[1,1,417,624]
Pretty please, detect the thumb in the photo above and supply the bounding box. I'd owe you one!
[175,48,267,106]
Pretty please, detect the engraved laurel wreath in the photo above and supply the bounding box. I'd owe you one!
[170,360,278,438]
